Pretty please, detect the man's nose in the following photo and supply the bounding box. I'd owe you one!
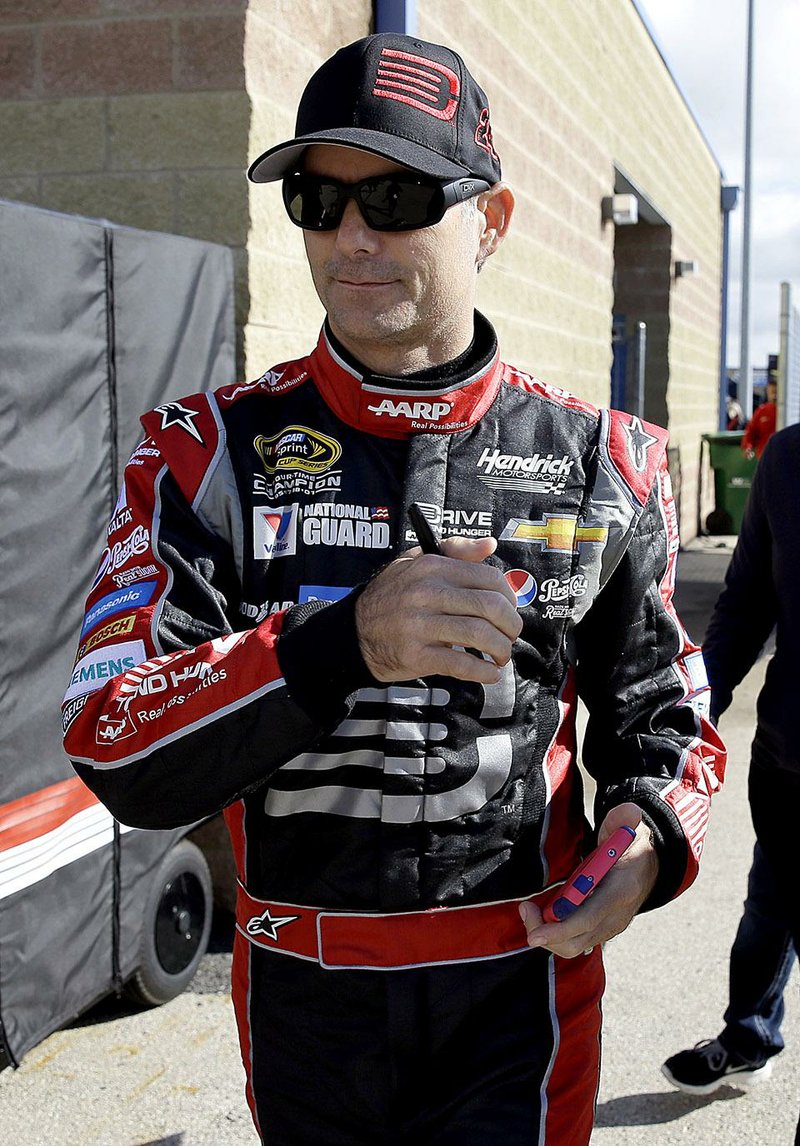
[334,197,380,254]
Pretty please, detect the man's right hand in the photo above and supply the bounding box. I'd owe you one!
[355,536,523,683]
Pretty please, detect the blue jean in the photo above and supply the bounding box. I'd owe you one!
[719,841,796,1064]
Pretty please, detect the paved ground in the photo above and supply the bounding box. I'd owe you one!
[3,537,797,1145]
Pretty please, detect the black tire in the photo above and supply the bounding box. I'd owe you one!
[124,839,213,1007]
[705,507,734,535]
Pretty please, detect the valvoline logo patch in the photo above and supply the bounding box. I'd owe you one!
[253,505,299,559]
[505,568,537,607]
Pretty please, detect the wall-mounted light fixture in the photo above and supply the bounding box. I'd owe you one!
[601,193,639,226]
[675,259,699,277]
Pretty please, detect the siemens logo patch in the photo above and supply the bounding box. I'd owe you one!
[81,581,157,638]
[64,640,147,703]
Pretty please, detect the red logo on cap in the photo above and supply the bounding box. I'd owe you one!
[475,107,499,162]
[373,48,460,121]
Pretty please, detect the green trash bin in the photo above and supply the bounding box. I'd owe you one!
[702,431,758,534]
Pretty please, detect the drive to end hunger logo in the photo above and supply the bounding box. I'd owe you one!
[505,569,538,607]
[253,505,299,559]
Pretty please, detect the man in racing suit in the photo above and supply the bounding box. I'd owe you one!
[63,33,725,1146]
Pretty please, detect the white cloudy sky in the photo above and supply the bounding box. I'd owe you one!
[638,0,800,371]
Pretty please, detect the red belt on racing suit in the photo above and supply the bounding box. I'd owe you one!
[236,882,554,970]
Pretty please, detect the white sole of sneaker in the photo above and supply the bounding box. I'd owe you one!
[661,1058,773,1096]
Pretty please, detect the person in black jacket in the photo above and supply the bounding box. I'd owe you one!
[663,422,800,1096]
[63,32,726,1146]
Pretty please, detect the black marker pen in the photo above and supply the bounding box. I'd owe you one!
[408,502,443,554]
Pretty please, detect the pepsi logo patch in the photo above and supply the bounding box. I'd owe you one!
[505,568,537,607]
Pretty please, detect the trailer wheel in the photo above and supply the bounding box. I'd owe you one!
[125,839,213,1007]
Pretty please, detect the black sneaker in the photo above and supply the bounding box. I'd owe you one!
[661,1038,772,1095]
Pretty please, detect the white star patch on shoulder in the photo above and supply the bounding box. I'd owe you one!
[154,401,205,444]
[623,416,659,473]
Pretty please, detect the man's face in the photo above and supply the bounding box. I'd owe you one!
[767,381,777,403]
[301,145,484,371]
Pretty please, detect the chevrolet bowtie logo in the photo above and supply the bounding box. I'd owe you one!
[500,515,608,552]
[246,907,300,942]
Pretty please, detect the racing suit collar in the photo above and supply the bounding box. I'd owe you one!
[309,311,503,438]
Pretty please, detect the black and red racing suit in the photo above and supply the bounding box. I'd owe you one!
[63,312,725,1145]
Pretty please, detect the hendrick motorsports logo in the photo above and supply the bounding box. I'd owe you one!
[254,426,341,476]
[477,447,574,493]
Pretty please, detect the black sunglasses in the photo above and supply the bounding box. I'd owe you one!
[282,171,491,233]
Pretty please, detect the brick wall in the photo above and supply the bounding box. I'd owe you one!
[242,0,372,372]
[419,0,722,540]
[0,0,251,365]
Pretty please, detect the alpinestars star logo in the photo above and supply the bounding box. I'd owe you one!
[154,401,205,444]
[246,907,300,942]
[623,416,659,473]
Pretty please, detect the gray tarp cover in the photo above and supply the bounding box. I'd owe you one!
[0,200,236,1065]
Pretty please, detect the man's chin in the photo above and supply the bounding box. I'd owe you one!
[328,305,417,350]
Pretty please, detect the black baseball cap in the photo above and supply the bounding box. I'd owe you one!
[248,33,501,185]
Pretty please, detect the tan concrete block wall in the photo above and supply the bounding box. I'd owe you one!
[242,0,372,374]
[420,0,721,540]
[0,1,251,368]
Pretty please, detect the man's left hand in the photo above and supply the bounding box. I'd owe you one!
[518,802,658,959]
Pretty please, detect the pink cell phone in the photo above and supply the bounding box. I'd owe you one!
[541,825,636,923]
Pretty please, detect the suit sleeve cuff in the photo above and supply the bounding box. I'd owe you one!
[275,588,381,728]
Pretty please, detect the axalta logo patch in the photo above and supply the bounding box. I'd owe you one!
[253,505,299,559]
[366,398,452,421]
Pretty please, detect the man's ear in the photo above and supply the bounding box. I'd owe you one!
[478,182,515,264]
